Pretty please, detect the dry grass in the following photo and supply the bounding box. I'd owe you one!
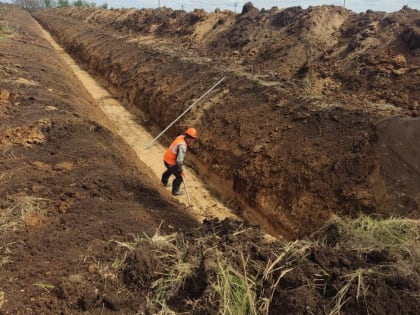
[256,240,312,314]
[0,196,49,231]
[0,196,49,272]
[329,268,375,315]
[33,282,55,293]
[321,215,420,269]
[0,242,14,269]
[99,216,419,314]
[147,232,194,312]
[315,215,420,314]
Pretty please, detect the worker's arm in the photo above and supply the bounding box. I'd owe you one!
[176,143,187,173]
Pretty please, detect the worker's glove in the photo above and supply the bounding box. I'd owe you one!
[179,171,185,178]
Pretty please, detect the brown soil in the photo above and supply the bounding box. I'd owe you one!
[0,4,197,314]
[0,2,419,314]
[33,4,420,239]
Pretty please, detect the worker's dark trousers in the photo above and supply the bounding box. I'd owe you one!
[161,161,183,194]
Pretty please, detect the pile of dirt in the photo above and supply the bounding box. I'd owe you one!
[52,3,420,109]
[33,4,420,238]
[84,217,420,314]
[0,4,196,313]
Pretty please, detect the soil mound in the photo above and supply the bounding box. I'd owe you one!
[50,4,419,110]
[0,4,196,313]
[117,218,420,314]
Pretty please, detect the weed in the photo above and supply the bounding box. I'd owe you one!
[263,240,311,276]
[0,241,23,269]
[151,259,194,306]
[313,215,420,313]
[0,256,12,268]
[350,216,419,247]
[97,262,117,281]
[0,206,18,232]
[111,254,127,270]
[111,221,167,251]
[110,231,160,269]
[96,261,125,291]
[321,215,419,247]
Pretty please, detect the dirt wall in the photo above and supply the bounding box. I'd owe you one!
[33,6,420,238]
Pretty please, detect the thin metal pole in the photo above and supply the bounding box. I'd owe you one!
[182,178,191,206]
[143,77,226,149]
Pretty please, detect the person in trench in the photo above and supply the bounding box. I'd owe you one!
[161,127,197,195]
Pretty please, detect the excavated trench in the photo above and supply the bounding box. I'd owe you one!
[33,8,420,239]
[2,5,420,314]
[34,17,239,226]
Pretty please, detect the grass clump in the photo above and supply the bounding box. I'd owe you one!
[102,226,197,313]
[0,24,12,39]
[346,216,419,247]
[211,254,257,315]
[318,215,420,266]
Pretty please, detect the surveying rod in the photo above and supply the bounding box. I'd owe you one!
[143,77,226,149]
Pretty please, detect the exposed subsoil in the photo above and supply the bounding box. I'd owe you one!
[0,2,419,314]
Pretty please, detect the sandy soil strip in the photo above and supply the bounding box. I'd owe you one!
[36,21,238,223]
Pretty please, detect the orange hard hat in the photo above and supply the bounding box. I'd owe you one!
[185,127,197,138]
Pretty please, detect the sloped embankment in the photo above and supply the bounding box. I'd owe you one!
[34,5,420,239]
[0,4,197,313]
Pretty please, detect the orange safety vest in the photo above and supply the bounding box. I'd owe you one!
[163,135,186,165]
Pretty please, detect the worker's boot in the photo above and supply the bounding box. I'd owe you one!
[172,177,182,195]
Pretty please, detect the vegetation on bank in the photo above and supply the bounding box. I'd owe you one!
[0,25,11,39]
[98,216,420,314]
[11,0,108,10]
[0,12,12,39]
